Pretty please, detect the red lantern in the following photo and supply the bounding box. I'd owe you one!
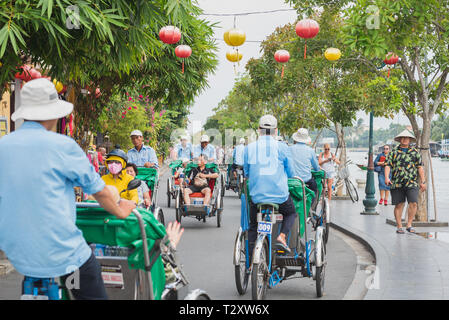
[295,19,320,59]
[274,50,290,78]
[384,52,399,78]
[15,65,31,81]
[159,26,181,45]
[175,45,192,74]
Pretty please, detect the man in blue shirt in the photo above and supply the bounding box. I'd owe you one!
[244,115,296,253]
[231,138,245,179]
[128,129,159,168]
[0,79,136,300]
[193,134,215,161]
[176,135,193,160]
[290,128,320,201]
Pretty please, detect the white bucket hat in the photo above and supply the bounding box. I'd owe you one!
[239,138,245,144]
[292,128,312,144]
[200,134,210,143]
[11,78,73,122]
[394,129,416,143]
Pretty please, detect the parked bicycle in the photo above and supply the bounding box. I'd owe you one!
[331,159,359,203]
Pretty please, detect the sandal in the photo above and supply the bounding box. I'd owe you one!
[406,227,416,233]
[396,228,405,234]
[275,241,291,253]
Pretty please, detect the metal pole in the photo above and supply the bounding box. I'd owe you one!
[361,108,378,215]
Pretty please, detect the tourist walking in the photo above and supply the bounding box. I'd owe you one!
[318,143,340,201]
[385,130,426,234]
[374,145,392,205]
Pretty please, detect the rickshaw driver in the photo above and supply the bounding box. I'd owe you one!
[244,115,296,254]
[193,135,216,162]
[127,129,159,169]
[0,79,137,300]
[183,155,219,208]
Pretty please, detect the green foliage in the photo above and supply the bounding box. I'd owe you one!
[431,113,449,141]
[0,0,218,151]
[99,92,176,156]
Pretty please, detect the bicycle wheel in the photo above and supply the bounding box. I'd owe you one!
[234,232,250,295]
[345,179,359,203]
[166,178,171,208]
[251,238,269,300]
[315,247,326,297]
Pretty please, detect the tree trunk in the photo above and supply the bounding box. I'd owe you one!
[335,122,347,196]
[416,116,432,222]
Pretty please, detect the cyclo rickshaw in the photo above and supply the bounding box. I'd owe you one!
[166,159,183,208]
[21,180,210,301]
[175,161,224,227]
[135,166,165,226]
[225,162,244,197]
[233,170,328,300]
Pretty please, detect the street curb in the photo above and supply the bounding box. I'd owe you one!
[329,220,389,300]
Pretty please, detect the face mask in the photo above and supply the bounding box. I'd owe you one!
[108,162,123,175]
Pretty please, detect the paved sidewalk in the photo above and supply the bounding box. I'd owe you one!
[330,199,449,300]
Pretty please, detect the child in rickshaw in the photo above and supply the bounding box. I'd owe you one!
[183,155,219,207]
[173,158,190,187]
[125,163,152,209]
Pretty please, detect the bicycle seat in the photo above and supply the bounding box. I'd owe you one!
[256,203,279,211]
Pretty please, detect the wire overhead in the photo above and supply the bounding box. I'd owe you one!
[200,8,297,17]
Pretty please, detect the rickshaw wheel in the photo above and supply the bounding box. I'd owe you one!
[235,232,249,295]
[315,234,326,297]
[251,239,269,300]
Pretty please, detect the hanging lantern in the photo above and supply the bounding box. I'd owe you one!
[52,79,64,93]
[226,50,243,63]
[324,48,341,61]
[383,52,399,78]
[223,28,246,47]
[159,26,181,44]
[295,19,320,59]
[274,50,290,78]
[175,45,192,74]
[15,65,32,81]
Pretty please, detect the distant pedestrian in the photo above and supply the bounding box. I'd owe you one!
[374,145,391,205]
[318,143,340,201]
[385,130,426,234]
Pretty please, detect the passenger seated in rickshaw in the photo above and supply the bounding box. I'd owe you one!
[173,158,190,187]
[101,148,139,204]
[125,163,151,208]
[183,155,219,206]
[289,128,321,204]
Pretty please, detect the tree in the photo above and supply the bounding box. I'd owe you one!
[0,0,218,150]
[341,0,449,221]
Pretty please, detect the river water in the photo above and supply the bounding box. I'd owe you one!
[344,150,449,242]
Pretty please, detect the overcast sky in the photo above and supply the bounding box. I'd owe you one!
[187,0,413,134]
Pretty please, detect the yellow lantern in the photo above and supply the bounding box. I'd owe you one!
[226,50,243,63]
[324,48,341,61]
[52,79,64,93]
[224,28,246,47]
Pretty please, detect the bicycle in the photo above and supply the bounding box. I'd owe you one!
[332,159,359,203]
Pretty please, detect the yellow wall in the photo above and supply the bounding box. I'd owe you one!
[0,90,10,137]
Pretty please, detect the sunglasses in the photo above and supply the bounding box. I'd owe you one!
[324,148,330,150]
